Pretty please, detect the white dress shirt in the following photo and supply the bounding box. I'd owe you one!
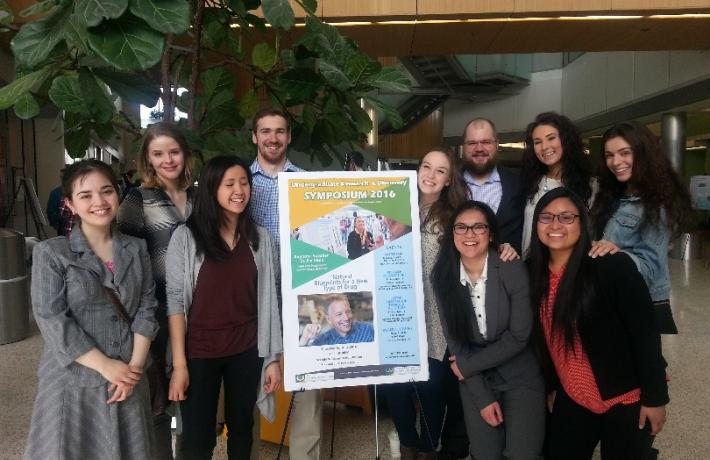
[459,255,489,340]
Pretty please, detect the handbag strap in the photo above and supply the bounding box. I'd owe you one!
[101,285,133,325]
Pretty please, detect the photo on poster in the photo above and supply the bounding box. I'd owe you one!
[279,171,429,390]
[298,292,374,347]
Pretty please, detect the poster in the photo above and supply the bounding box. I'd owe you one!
[279,171,429,391]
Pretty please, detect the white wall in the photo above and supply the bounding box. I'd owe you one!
[443,50,710,137]
[443,68,563,137]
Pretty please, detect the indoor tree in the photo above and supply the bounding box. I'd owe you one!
[0,0,409,165]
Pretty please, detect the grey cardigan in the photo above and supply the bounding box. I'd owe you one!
[165,224,283,421]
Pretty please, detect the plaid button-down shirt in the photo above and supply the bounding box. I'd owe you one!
[463,167,503,214]
[249,158,303,250]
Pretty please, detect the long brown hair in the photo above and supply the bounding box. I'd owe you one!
[137,122,194,190]
[418,146,467,233]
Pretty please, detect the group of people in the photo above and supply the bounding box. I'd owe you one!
[384,114,689,460]
[23,107,689,460]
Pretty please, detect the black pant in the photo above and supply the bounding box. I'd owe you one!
[439,353,470,458]
[180,347,263,460]
[547,388,655,460]
[383,358,448,452]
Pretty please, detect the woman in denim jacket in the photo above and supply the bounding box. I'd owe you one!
[590,122,691,334]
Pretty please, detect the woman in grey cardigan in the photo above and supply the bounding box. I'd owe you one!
[165,156,282,460]
[25,160,159,460]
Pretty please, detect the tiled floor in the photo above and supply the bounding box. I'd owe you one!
[2,258,708,459]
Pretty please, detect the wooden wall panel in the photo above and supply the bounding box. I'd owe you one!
[418,0,515,16]
[378,109,444,160]
[321,0,416,19]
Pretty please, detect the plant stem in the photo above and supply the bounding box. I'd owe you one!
[187,0,205,130]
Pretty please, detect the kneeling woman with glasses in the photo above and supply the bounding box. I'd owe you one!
[432,201,545,460]
[530,188,668,459]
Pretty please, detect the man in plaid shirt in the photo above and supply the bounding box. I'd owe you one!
[248,108,323,460]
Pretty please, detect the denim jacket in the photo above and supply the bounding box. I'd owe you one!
[602,196,670,301]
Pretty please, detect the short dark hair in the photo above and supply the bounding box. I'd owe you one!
[138,122,194,190]
[252,107,290,133]
[462,117,498,139]
[62,159,119,198]
[186,156,260,261]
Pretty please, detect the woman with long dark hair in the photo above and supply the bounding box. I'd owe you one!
[25,160,158,459]
[589,122,691,334]
[165,156,282,459]
[432,201,545,460]
[383,148,467,459]
[520,112,594,259]
[117,122,195,457]
[530,187,668,459]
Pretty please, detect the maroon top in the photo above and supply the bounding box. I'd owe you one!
[186,236,258,359]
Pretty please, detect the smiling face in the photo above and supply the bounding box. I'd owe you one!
[463,122,498,177]
[146,135,185,186]
[354,216,365,233]
[326,299,353,337]
[604,135,634,185]
[216,165,250,219]
[532,124,564,173]
[453,208,491,261]
[66,171,119,231]
[536,197,581,257]
[252,114,291,167]
[418,150,451,200]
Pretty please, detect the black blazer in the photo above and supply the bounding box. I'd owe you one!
[495,166,524,253]
[537,253,669,407]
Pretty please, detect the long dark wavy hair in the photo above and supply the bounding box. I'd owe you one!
[590,121,691,239]
[432,201,500,345]
[186,156,259,261]
[520,112,592,205]
[418,147,468,234]
[529,187,596,350]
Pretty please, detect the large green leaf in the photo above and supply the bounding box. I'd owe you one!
[87,14,164,71]
[363,95,404,130]
[347,100,373,135]
[0,0,14,25]
[238,89,259,119]
[261,0,294,30]
[201,68,234,101]
[13,93,40,120]
[93,68,160,106]
[75,0,128,27]
[49,75,91,115]
[0,65,55,110]
[201,14,227,49]
[129,0,191,34]
[299,0,317,14]
[79,69,115,123]
[252,42,277,72]
[319,60,350,90]
[344,53,381,83]
[201,100,241,133]
[278,68,323,103]
[19,0,56,18]
[363,67,410,93]
[11,3,71,68]
[63,12,90,54]
[64,125,91,157]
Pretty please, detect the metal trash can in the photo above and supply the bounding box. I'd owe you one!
[0,228,30,344]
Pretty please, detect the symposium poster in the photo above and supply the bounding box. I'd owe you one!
[278,171,429,391]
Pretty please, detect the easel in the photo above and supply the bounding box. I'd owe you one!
[3,176,48,239]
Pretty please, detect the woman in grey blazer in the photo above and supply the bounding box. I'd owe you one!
[432,201,545,460]
[24,160,159,460]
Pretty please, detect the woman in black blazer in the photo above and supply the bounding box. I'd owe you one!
[529,187,668,459]
[432,201,545,460]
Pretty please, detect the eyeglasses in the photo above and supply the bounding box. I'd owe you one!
[464,139,496,148]
[537,212,579,225]
[453,223,489,235]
